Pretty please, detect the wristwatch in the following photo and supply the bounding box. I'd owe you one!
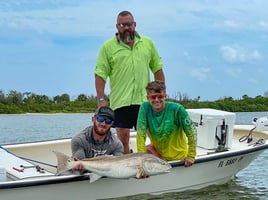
[98,98,105,102]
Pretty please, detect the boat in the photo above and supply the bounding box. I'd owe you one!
[0,109,268,200]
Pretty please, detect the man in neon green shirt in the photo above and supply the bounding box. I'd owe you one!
[136,81,197,167]
[95,11,165,154]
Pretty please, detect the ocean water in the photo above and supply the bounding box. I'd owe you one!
[0,112,267,199]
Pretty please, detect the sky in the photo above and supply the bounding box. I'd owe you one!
[1,0,268,101]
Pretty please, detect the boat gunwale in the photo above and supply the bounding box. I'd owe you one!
[171,142,268,167]
[0,174,88,189]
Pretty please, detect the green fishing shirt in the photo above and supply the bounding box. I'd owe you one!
[136,101,197,161]
[95,35,163,110]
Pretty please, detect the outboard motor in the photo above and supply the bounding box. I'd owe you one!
[252,117,268,131]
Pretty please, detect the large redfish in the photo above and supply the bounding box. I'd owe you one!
[54,151,171,183]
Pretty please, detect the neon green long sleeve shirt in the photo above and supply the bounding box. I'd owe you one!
[136,101,197,161]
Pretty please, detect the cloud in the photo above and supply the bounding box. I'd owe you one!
[190,67,211,81]
[0,1,108,36]
[222,20,241,29]
[182,51,190,58]
[220,45,262,63]
[225,68,243,77]
[258,20,268,29]
[248,78,258,84]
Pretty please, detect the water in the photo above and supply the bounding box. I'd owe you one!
[0,112,268,199]
[0,113,92,144]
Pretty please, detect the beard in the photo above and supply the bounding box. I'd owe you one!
[93,122,110,136]
[119,30,135,43]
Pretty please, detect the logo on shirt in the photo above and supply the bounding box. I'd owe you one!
[91,148,107,157]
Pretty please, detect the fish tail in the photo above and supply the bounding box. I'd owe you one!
[53,151,72,175]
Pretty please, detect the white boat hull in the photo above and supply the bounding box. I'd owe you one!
[0,125,268,200]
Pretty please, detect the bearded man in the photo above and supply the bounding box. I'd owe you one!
[95,11,165,154]
[71,106,123,160]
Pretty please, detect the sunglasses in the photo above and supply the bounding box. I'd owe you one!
[96,116,113,125]
[148,94,165,100]
[118,22,134,28]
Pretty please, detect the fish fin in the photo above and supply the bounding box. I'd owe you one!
[55,168,72,176]
[136,165,144,179]
[53,151,73,174]
[136,159,150,179]
[89,173,102,183]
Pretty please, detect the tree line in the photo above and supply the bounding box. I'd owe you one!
[0,90,99,114]
[1,90,268,114]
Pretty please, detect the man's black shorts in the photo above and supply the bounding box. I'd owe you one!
[113,105,140,129]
